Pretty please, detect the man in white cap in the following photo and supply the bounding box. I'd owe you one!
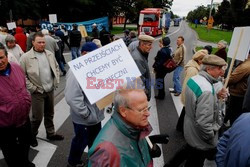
[130,34,155,101]
[91,23,99,39]
[183,54,228,167]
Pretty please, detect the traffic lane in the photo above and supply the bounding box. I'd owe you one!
[148,21,198,165]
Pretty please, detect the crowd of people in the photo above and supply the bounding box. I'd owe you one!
[1,22,250,167]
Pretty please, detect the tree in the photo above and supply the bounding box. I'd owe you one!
[186,6,209,23]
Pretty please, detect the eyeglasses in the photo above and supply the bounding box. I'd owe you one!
[126,106,151,113]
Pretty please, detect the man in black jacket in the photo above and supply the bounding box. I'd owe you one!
[69,24,82,60]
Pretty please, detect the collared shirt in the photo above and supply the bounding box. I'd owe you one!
[0,63,11,76]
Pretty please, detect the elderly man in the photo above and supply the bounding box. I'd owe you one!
[88,89,153,166]
[65,42,104,167]
[184,54,228,167]
[131,34,155,101]
[215,40,227,62]
[171,36,186,96]
[0,43,35,167]
[5,34,24,62]
[20,32,63,147]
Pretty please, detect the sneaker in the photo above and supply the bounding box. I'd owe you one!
[170,90,177,93]
[174,92,181,96]
[47,134,64,141]
[63,70,67,76]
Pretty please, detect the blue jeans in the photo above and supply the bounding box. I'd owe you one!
[68,122,101,165]
[173,66,183,93]
[71,47,80,60]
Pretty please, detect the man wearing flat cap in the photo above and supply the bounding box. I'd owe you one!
[130,34,155,101]
[183,54,228,167]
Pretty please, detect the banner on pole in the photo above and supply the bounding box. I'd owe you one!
[68,39,142,105]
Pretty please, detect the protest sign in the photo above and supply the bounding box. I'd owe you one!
[68,39,142,105]
[49,14,57,23]
[6,22,16,30]
[228,27,250,61]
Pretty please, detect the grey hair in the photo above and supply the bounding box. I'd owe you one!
[200,64,218,71]
[113,89,144,112]
[218,40,227,48]
[5,35,16,43]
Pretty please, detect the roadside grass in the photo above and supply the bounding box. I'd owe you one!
[189,23,233,44]
[111,27,137,35]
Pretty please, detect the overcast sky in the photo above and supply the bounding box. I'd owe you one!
[171,0,223,17]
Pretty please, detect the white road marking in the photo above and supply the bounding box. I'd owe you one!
[169,88,183,116]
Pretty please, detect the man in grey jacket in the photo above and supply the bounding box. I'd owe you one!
[183,54,228,167]
[65,42,104,167]
[130,35,155,101]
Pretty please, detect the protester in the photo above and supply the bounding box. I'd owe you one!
[126,30,137,46]
[131,34,155,101]
[65,42,104,167]
[183,54,228,167]
[226,50,250,125]
[0,43,35,167]
[204,45,213,54]
[5,34,24,62]
[60,24,71,49]
[176,49,208,132]
[153,37,172,99]
[69,24,82,60]
[92,38,102,48]
[91,23,99,39]
[215,40,227,62]
[26,27,37,51]
[216,112,250,167]
[49,30,67,76]
[88,89,153,166]
[122,29,130,46]
[0,27,8,45]
[14,27,27,52]
[171,36,186,96]
[20,32,63,147]
[99,25,110,46]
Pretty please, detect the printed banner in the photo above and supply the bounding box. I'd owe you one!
[40,16,109,32]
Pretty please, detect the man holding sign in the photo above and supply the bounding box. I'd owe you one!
[65,42,104,167]
[131,35,155,101]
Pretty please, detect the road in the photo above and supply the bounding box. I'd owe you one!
[0,21,200,167]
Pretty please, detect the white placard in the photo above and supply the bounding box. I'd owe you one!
[6,22,16,30]
[228,27,250,61]
[139,14,144,26]
[68,39,142,104]
[49,14,57,23]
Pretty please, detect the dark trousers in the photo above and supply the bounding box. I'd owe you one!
[176,107,185,133]
[0,120,32,167]
[68,122,101,165]
[165,144,216,167]
[155,70,167,97]
[31,90,55,137]
[225,95,244,125]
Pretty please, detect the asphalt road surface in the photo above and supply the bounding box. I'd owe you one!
[0,21,208,167]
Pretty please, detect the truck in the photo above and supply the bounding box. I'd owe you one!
[173,18,181,26]
[138,8,171,36]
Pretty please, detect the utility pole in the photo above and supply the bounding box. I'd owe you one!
[209,0,214,19]
[9,9,13,22]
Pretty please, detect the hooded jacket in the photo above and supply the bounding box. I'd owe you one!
[14,27,27,52]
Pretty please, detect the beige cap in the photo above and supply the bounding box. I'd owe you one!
[193,49,208,61]
[202,54,227,66]
[138,35,155,43]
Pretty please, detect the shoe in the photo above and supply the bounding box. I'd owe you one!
[63,70,67,76]
[154,95,165,100]
[174,92,181,96]
[170,90,177,93]
[67,162,85,167]
[30,138,38,147]
[47,134,64,141]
